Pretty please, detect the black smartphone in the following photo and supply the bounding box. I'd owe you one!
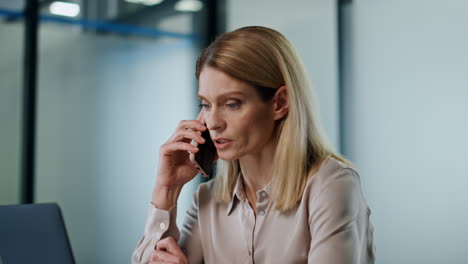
[189,128,217,177]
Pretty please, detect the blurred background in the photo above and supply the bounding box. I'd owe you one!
[0,0,467,263]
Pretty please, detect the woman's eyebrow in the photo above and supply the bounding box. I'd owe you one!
[197,91,246,100]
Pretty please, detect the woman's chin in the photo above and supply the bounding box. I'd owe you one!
[218,156,237,162]
[216,152,238,161]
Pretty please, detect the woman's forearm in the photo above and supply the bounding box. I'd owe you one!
[151,183,184,210]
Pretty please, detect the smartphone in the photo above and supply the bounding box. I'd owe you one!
[189,128,217,177]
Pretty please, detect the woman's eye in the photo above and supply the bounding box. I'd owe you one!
[226,103,240,109]
[199,103,210,109]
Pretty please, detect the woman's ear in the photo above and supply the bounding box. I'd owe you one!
[272,85,289,120]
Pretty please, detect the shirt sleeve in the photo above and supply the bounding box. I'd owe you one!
[131,188,204,264]
[308,169,375,264]
[131,204,180,264]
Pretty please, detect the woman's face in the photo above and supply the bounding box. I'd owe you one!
[198,66,277,161]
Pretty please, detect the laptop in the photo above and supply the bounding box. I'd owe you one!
[0,203,75,264]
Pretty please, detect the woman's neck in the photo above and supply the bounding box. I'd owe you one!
[238,139,275,212]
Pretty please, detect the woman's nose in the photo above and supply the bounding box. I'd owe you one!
[205,110,225,132]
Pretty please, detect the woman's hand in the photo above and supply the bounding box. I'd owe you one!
[150,237,188,264]
[157,119,206,187]
[152,111,207,209]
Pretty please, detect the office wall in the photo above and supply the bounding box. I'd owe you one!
[341,0,468,263]
[227,0,340,149]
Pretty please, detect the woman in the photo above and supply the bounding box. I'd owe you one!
[132,26,375,264]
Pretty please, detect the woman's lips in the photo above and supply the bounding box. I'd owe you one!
[213,138,233,150]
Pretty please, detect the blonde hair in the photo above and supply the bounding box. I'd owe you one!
[196,26,351,211]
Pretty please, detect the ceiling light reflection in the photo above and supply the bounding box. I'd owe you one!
[174,0,203,12]
[125,0,164,6]
[49,1,80,17]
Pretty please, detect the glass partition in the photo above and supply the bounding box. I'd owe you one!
[0,1,25,205]
[34,1,207,262]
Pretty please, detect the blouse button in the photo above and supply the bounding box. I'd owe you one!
[160,223,166,229]
[261,191,266,198]
[259,210,265,216]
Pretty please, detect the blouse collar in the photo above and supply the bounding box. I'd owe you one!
[226,172,273,215]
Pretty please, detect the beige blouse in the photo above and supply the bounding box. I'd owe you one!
[132,156,375,263]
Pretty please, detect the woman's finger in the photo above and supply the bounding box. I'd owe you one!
[176,120,206,132]
[169,129,205,144]
[156,237,188,262]
[160,142,199,156]
[151,249,179,263]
